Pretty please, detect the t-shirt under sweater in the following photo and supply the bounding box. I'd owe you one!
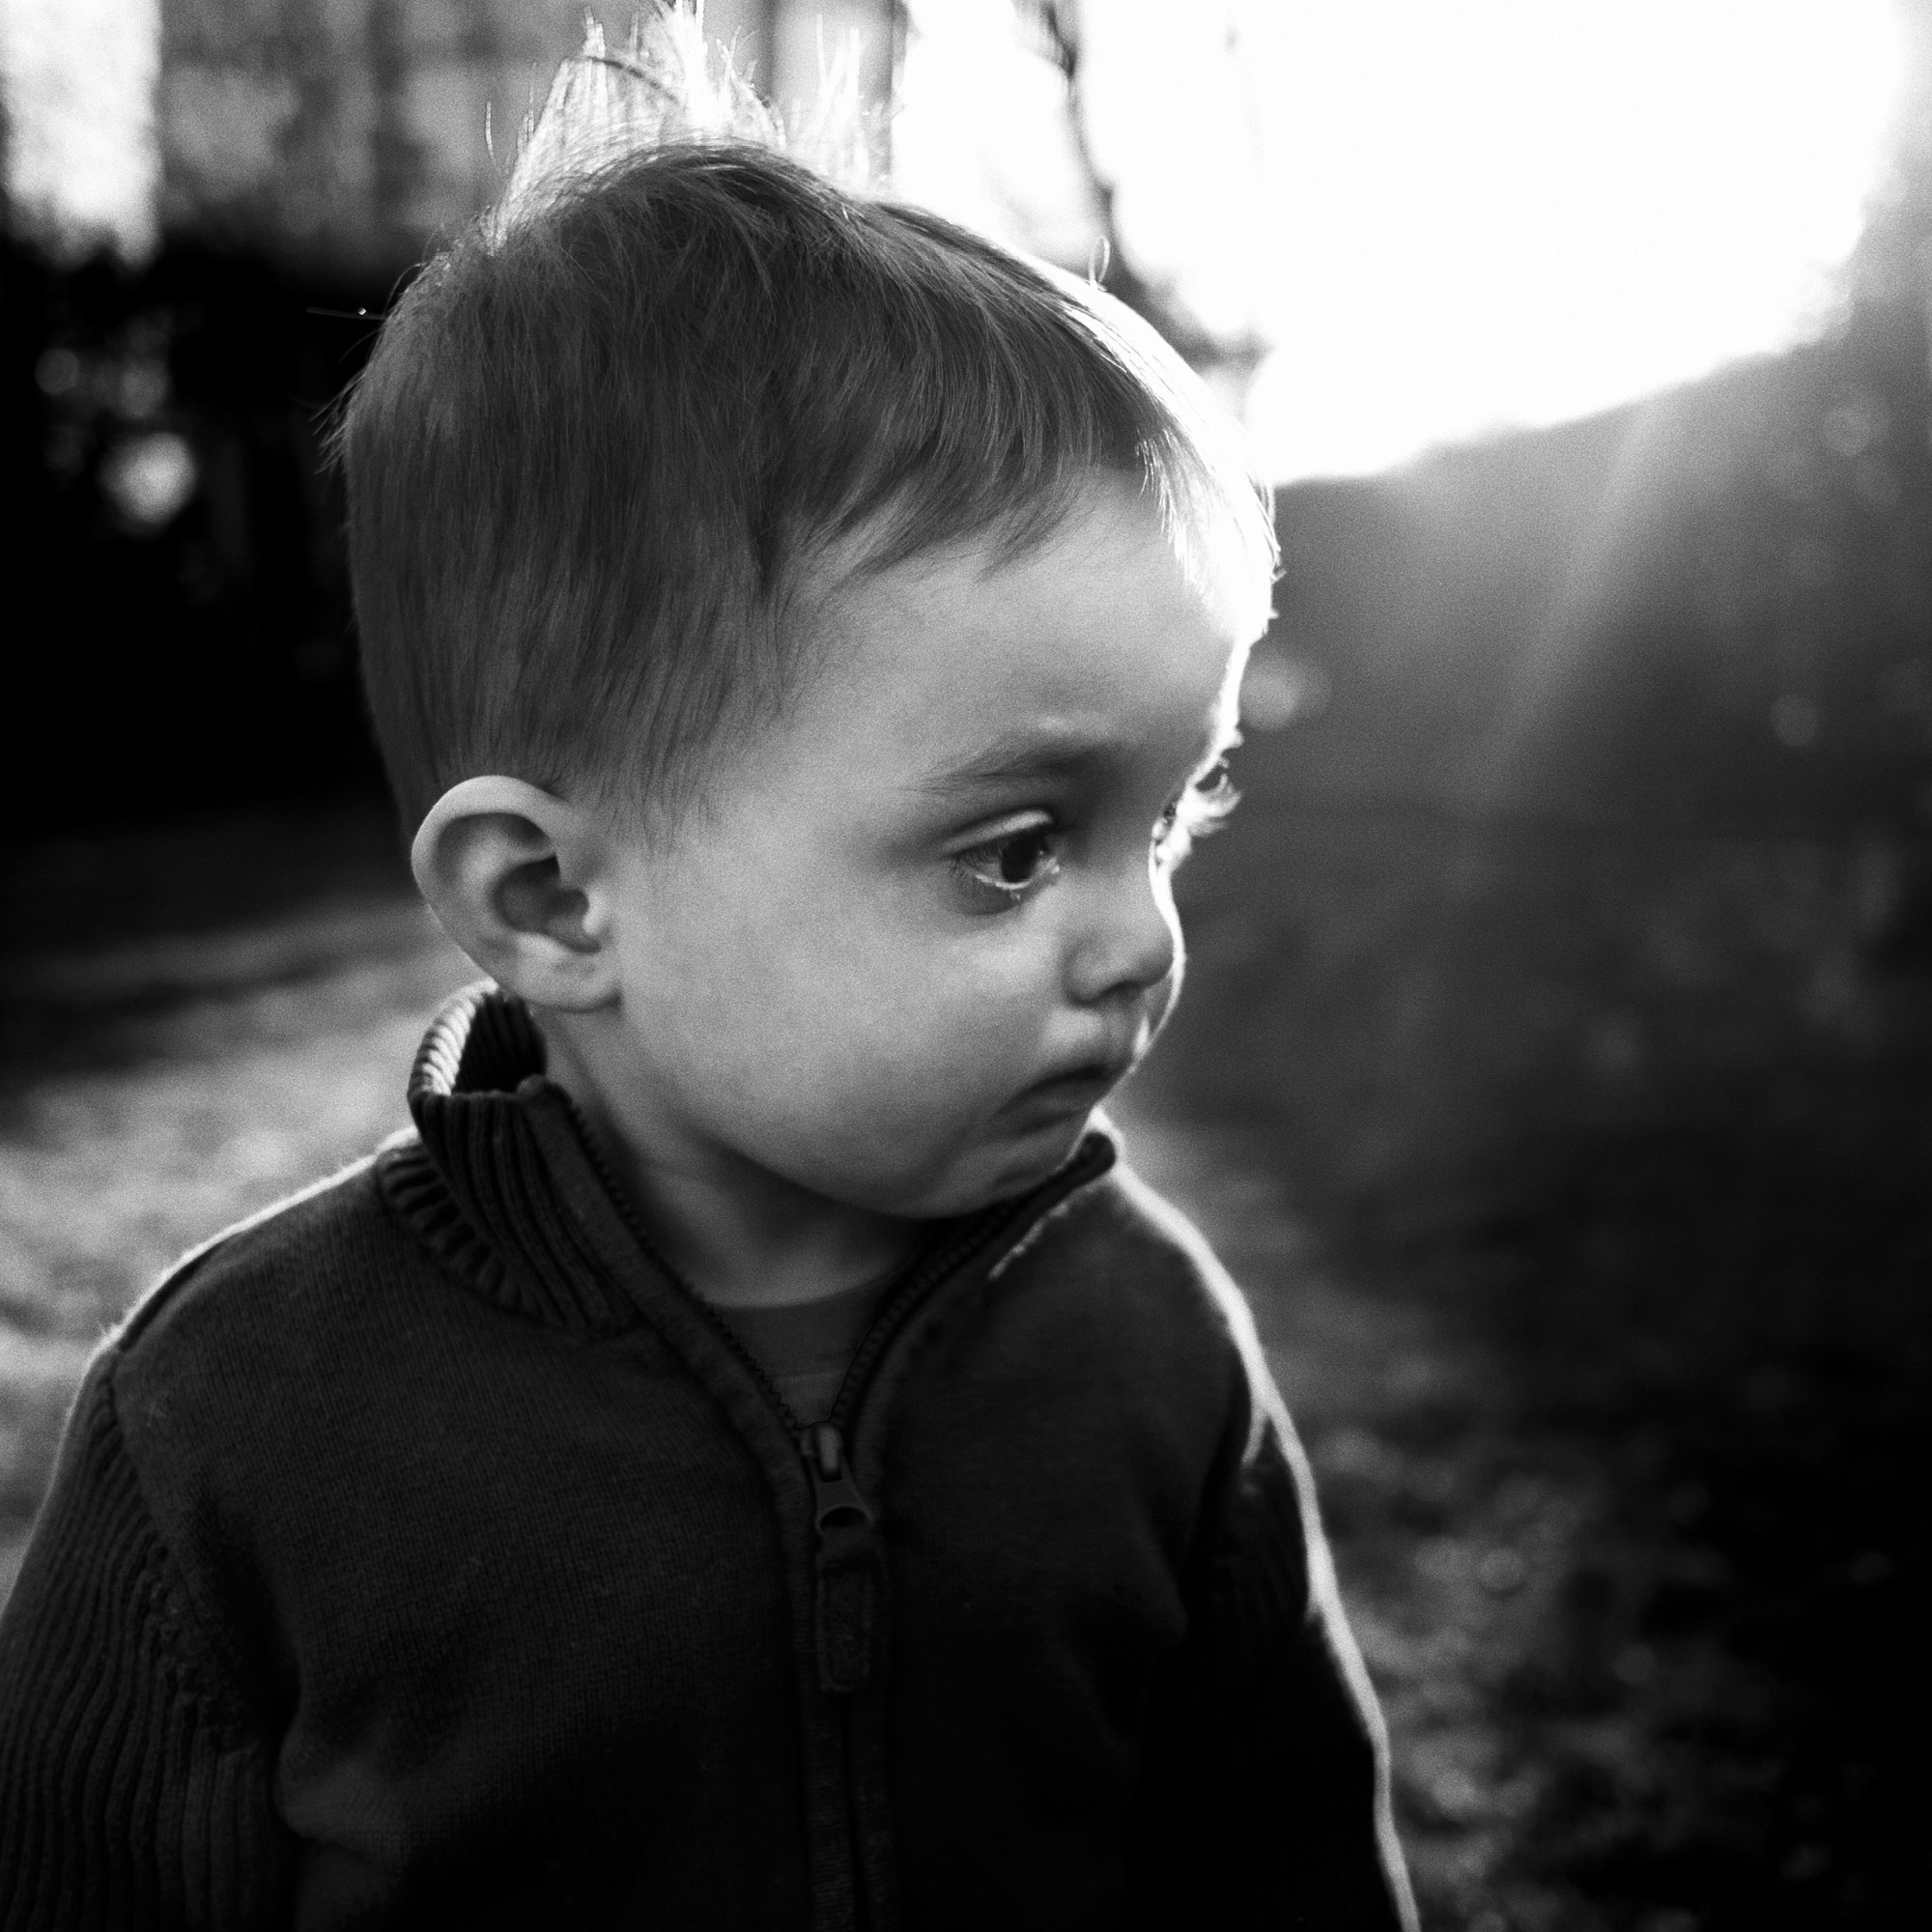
[726,1268,901,1424]
[0,984,1414,1931]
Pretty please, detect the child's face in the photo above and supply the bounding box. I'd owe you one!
[594,481,1254,1221]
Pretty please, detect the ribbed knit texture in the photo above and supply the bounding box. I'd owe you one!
[0,1367,288,1930]
[0,985,1413,1930]
[384,990,644,1331]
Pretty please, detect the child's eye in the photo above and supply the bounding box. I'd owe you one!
[1155,761,1238,867]
[952,814,1063,909]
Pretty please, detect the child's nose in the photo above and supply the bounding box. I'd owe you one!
[1065,864,1179,1009]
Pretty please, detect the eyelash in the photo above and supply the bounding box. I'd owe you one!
[1155,762,1238,866]
[952,815,1063,909]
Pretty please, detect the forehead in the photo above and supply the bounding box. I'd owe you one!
[790,486,1253,782]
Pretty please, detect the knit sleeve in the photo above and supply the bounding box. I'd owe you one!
[1129,1379,1418,1932]
[0,1359,294,1930]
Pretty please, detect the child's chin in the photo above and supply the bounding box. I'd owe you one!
[836,1111,1096,1221]
[952,1115,1096,1209]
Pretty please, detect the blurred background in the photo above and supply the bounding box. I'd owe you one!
[0,3,1926,1926]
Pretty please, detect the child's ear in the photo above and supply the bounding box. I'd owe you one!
[411,777,619,1010]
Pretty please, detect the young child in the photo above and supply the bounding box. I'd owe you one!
[0,15,1413,1929]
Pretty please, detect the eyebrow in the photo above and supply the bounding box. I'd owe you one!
[911,729,1118,796]
[911,715,1239,798]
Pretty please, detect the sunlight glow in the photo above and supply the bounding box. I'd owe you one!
[0,0,161,260]
[1242,1,1907,479]
[895,0,1907,483]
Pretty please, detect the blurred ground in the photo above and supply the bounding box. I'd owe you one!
[1,763,1925,1930]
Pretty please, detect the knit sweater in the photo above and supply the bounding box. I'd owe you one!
[0,986,1414,1931]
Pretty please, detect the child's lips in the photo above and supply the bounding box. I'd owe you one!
[1008,1062,1128,1121]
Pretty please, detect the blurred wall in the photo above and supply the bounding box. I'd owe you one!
[153,1,894,276]
[157,0,582,276]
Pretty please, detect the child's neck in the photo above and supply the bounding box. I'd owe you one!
[539,1019,922,1311]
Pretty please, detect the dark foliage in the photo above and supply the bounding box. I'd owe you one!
[0,235,392,828]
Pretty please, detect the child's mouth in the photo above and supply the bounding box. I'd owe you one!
[1007,1064,1124,1122]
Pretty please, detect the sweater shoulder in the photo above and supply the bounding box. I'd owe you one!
[997,1153,1275,1437]
[107,1144,421,1395]
[1026,1155,1260,1347]
[93,1146,459,1643]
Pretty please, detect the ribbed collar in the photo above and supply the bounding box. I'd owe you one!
[381,982,1118,1339]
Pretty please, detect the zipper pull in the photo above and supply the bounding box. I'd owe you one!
[800,1424,878,1695]
[802,1423,873,1532]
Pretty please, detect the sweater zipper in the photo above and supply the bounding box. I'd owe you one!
[796,1160,1105,1697]
[558,1096,1107,1697]
[556,1097,808,1421]
[796,1204,1042,1693]
[798,1418,877,1695]
[824,1190,1045,1435]
[554,1099,887,1695]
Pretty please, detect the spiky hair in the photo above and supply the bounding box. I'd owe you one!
[494,9,874,225]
